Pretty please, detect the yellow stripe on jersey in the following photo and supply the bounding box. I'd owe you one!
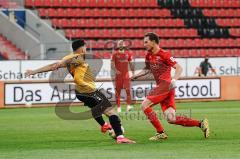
[62,53,96,93]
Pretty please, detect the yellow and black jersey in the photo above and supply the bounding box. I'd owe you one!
[62,53,96,93]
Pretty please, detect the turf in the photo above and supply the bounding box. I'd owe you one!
[0,101,240,159]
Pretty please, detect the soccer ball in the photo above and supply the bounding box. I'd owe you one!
[108,126,125,139]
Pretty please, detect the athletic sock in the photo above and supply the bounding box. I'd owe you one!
[174,116,200,127]
[144,107,164,133]
[126,89,131,105]
[94,116,105,126]
[116,94,121,107]
[109,115,123,137]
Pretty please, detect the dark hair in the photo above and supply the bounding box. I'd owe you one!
[144,32,159,44]
[72,39,86,51]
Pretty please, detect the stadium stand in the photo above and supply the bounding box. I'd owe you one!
[14,0,240,58]
[0,34,26,60]
[0,0,27,60]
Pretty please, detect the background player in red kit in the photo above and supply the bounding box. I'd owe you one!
[111,40,134,113]
[132,33,210,141]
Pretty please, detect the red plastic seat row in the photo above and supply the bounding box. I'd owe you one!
[93,50,146,59]
[0,34,27,60]
[38,8,172,18]
[203,9,240,17]
[65,28,198,38]
[189,0,240,8]
[0,0,20,8]
[52,18,185,28]
[76,38,240,49]
[170,48,240,58]
[215,18,240,27]
[230,28,240,37]
[159,38,240,48]
[92,48,240,59]
[26,0,157,8]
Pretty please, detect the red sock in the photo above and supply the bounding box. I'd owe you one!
[115,92,120,107]
[174,116,200,127]
[144,107,164,133]
[126,94,131,105]
[126,89,132,105]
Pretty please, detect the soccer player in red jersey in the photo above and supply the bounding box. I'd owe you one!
[132,33,210,140]
[111,40,134,113]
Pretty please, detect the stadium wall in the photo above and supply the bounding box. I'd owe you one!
[0,76,239,108]
[221,76,240,100]
[0,57,239,81]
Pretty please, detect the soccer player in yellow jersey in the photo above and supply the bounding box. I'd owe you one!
[25,39,135,144]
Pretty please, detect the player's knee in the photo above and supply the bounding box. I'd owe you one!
[141,100,150,111]
[104,107,116,116]
[165,113,176,123]
[164,108,176,123]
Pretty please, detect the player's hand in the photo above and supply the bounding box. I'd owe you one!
[131,75,137,81]
[25,70,35,77]
[169,79,177,90]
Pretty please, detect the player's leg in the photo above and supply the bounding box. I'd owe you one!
[115,87,122,113]
[115,76,122,113]
[94,91,135,143]
[143,86,170,141]
[162,90,210,138]
[142,98,168,141]
[104,108,135,144]
[124,78,133,112]
[75,91,111,133]
[125,88,133,112]
[142,98,164,133]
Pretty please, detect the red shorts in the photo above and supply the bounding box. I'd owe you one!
[147,86,176,112]
[115,76,131,90]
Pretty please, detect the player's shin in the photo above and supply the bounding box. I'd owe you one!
[94,116,105,126]
[171,116,201,127]
[109,115,123,137]
[144,107,164,133]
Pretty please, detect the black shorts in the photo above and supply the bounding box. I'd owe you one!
[75,90,112,109]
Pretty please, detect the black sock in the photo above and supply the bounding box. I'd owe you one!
[109,115,123,137]
[94,116,105,126]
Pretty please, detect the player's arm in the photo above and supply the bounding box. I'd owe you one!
[25,55,83,77]
[131,58,150,80]
[25,61,65,77]
[131,66,150,80]
[169,63,183,89]
[199,62,204,76]
[209,62,217,75]
[111,53,121,74]
[172,63,183,81]
[129,61,135,75]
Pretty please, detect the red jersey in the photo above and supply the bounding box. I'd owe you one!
[111,51,133,76]
[145,49,177,85]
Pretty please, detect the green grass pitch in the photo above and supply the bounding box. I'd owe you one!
[0,101,240,159]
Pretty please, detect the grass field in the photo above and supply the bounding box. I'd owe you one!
[0,101,240,159]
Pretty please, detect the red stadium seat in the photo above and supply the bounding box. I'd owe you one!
[71,19,78,27]
[62,0,70,7]
[25,0,34,7]
[38,8,47,17]
[34,0,45,7]
[48,8,56,17]
[56,8,65,17]
[51,18,59,27]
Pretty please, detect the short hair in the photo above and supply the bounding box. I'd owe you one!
[72,39,86,51]
[144,32,159,44]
